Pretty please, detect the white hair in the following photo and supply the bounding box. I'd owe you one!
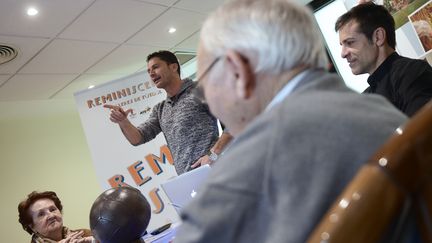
[200,0,328,75]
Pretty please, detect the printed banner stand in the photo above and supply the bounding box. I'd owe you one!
[74,71,179,231]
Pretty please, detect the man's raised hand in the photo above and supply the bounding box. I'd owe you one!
[103,104,133,124]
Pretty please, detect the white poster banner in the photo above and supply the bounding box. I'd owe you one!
[74,71,179,231]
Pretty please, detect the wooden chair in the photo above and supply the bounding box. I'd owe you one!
[307,101,432,243]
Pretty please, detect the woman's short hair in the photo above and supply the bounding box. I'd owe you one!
[18,191,63,235]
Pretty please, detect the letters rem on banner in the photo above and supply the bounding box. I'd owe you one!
[74,71,179,231]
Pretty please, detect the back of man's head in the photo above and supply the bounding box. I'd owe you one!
[335,3,396,49]
[147,50,181,76]
[200,0,328,75]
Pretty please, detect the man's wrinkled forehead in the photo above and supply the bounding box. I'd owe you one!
[147,57,166,70]
[339,20,364,40]
[341,19,362,33]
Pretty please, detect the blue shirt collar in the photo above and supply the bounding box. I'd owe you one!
[265,70,309,111]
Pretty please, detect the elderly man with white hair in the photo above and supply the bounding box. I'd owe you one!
[174,0,408,242]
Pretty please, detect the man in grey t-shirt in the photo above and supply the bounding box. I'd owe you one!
[104,50,232,174]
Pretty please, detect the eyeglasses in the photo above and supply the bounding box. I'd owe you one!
[193,57,221,104]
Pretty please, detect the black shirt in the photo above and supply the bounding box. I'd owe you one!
[364,52,432,117]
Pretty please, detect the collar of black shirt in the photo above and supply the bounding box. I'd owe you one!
[367,52,400,87]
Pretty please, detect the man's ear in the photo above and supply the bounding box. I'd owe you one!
[169,63,179,74]
[373,27,387,47]
[225,50,255,99]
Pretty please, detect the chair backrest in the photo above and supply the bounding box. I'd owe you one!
[307,101,432,243]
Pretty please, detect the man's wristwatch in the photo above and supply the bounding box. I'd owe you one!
[208,150,219,162]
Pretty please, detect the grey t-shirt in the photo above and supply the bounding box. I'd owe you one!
[137,79,219,174]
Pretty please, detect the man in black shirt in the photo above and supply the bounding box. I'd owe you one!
[335,3,432,117]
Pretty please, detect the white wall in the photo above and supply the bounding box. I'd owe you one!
[0,99,100,242]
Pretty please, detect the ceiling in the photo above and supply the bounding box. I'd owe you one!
[0,0,226,101]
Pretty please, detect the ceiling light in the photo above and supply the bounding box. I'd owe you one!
[27,7,38,16]
[88,85,95,89]
[168,27,176,34]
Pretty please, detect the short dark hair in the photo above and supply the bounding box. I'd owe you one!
[18,191,63,235]
[147,50,181,76]
[335,3,396,49]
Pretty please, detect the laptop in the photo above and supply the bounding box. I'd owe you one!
[161,165,211,214]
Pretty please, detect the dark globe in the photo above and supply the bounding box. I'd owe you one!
[89,186,151,243]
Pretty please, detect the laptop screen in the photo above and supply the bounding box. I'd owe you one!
[160,165,211,214]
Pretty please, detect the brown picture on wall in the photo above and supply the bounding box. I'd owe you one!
[381,0,429,29]
[408,0,432,55]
